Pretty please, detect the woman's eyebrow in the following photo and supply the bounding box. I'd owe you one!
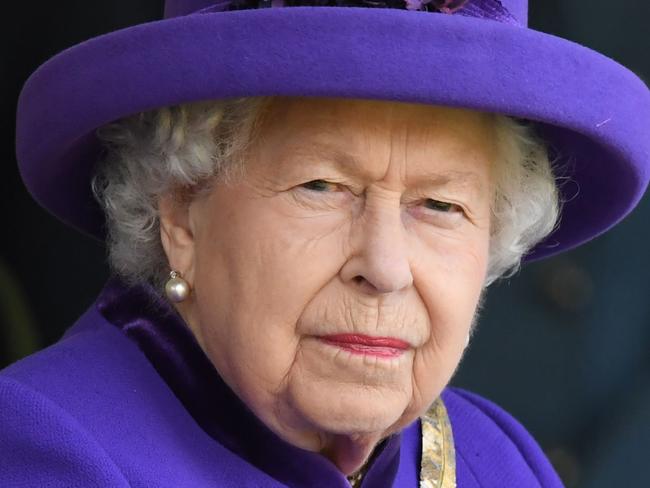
[412,170,486,198]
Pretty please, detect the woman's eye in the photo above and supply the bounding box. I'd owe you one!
[301,179,340,192]
[423,199,461,213]
[291,179,351,211]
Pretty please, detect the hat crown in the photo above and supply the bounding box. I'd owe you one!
[164,0,528,25]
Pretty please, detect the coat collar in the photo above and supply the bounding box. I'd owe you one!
[96,275,403,487]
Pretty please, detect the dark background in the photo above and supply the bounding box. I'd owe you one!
[2,1,649,486]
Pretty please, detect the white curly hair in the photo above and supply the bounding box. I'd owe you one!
[91,96,560,296]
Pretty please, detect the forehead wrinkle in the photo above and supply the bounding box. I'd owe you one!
[286,138,375,180]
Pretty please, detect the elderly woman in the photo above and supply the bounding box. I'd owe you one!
[2,0,649,487]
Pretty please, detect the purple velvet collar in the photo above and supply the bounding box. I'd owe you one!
[96,275,403,487]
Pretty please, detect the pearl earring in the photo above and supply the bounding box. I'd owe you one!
[165,270,191,303]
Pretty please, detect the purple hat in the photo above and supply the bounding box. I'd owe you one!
[15,0,650,261]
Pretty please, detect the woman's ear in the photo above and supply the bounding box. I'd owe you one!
[158,191,196,284]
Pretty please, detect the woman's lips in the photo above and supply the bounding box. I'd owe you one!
[318,333,410,358]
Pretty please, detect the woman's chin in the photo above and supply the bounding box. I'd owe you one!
[287,378,411,438]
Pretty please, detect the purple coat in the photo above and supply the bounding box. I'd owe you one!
[0,277,563,487]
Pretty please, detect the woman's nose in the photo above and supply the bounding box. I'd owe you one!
[340,196,413,295]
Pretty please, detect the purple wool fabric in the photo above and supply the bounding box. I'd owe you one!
[14,0,650,263]
[0,277,563,487]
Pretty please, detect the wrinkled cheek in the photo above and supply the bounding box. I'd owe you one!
[408,245,488,412]
[409,302,475,410]
[409,345,458,417]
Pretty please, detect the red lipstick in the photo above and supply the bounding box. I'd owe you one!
[319,334,410,358]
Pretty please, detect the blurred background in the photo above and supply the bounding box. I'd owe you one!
[2,1,649,486]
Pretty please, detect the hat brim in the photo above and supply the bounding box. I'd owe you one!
[16,6,650,261]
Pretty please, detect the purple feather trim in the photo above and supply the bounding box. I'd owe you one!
[430,0,468,13]
[197,0,520,26]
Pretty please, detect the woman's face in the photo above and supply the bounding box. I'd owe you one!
[160,96,496,472]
